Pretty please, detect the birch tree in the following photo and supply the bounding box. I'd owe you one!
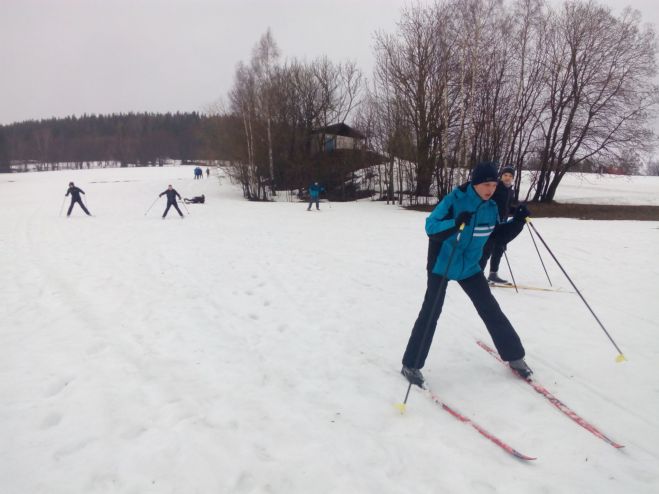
[251,29,281,196]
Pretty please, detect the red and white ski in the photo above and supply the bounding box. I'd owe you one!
[476,340,624,449]
[421,387,537,460]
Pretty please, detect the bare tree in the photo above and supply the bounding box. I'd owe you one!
[219,0,657,204]
[533,2,658,202]
[368,0,657,203]
[647,160,659,176]
[228,62,261,199]
[251,28,281,196]
[373,4,445,198]
[500,0,548,198]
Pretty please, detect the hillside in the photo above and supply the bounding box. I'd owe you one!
[1,167,657,493]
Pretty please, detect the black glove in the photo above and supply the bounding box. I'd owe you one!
[455,211,473,227]
[513,204,531,221]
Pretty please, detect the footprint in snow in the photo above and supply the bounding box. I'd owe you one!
[121,425,148,439]
[40,412,62,429]
[86,342,108,356]
[45,377,74,397]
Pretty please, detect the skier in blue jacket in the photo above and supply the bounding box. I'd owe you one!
[401,162,532,387]
[307,182,324,211]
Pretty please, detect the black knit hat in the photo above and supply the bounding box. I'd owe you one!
[471,162,499,185]
[499,166,515,177]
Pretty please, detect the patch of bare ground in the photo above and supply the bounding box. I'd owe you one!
[407,202,659,221]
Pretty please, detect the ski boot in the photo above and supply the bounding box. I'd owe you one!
[401,366,425,388]
[509,358,533,379]
[488,272,510,285]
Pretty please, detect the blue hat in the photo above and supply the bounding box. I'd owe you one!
[471,162,499,185]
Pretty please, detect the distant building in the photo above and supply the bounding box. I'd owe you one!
[311,123,366,153]
[308,123,386,200]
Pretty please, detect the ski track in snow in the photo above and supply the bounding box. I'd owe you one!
[1,166,658,493]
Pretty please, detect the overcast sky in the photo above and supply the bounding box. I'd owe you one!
[1,0,657,126]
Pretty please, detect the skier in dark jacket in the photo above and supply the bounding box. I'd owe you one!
[184,194,205,204]
[65,182,91,216]
[401,162,532,387]
[159,185,184,218]
[480,166,526,284]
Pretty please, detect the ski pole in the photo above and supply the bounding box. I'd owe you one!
[59,196,67,217]
[503,252,518,293]
[527,223,552,286]
[397,224,466,413]
[144,197,160,216]
[180,200,190,215]
[526,219,626,362]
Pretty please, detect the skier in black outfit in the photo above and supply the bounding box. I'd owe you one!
[159,185,184,218]
[401,162,532,387]
[65,182,91,216]
[480,166,527,284]
[184,194,205,204]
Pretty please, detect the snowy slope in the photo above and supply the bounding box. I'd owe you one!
[522,172,659,205]
[1,167,658,494]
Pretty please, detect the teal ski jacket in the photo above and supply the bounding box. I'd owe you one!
[309,184,323,199]
[426,183,500,280]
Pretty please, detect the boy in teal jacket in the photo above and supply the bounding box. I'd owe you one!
[307,182,324,211]
[402,162,532,387]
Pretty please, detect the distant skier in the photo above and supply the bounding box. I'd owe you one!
[184,194,205,204]
[206,167,210,178]
[480,166,528,284]
[65,182,91,217]
[401,161,532,388]
[159,185,184,218]
[307,182,324,211]
[194,166,203,179]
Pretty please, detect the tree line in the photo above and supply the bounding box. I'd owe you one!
[0,112,216,172]
[214,29,366,200]
[218,0,657,203]
[356,0,658,203]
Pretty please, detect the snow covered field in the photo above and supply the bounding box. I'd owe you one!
[1,166,658,494]
[524,172,659,205]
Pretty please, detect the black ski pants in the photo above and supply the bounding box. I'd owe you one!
[67,198,91,216]
[163,202,183,217]
[480,220,525,273]
[402,271,525,369]
[480,235,507,272]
